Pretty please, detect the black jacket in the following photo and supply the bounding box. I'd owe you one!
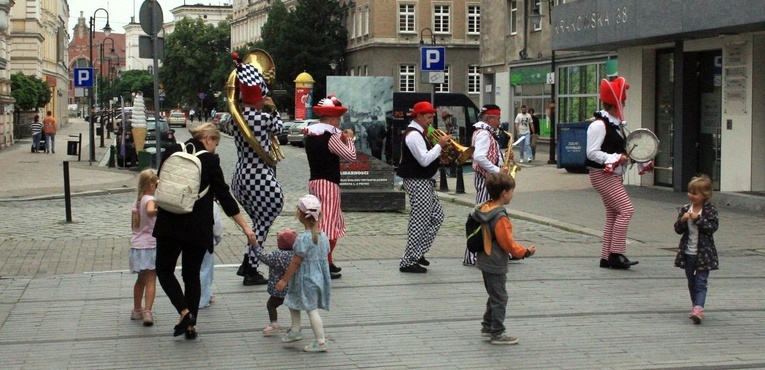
[153,139,241,249]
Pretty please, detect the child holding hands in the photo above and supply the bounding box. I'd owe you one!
[255,228,297,336]
[472,173,536,345]
[674,174,719,324]
[276,195,332,352]
[130,169,159,326]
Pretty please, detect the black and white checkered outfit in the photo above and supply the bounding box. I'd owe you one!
[231,107,284,268]
[400,178,444,268]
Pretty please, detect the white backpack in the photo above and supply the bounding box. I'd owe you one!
[155,143,210,214]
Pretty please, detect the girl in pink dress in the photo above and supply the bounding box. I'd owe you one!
[130,169,159,326]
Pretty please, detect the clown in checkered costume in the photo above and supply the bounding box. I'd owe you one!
[230,53,284,285]
[396,101,452,273]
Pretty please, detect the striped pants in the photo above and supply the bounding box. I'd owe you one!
[463,172,491,265]
[589,169,634,260]
[400,178,444,268]
[309,179,345,264]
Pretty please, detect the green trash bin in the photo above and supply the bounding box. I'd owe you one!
[137,150,152,170]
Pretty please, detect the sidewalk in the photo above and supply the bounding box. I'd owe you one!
[0,118,137,200]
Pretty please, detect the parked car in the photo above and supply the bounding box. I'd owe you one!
[278,120,299,145]
[213,112,233,135]
[167,111,187,127]
[115,112,177,167]
[287,119,319,147]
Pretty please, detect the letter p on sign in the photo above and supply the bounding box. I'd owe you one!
[73,68,94,88]
[420,46,445,71]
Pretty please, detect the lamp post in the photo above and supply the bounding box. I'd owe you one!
[89,8,112,164]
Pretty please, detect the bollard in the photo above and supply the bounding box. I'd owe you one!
[63,161,72,223]
[456,163,466,194]
[108,145,116,168]
[439,166,449,191]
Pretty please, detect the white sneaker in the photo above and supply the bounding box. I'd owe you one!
[519,159,524,163]
[303,341,327,352]
[281,330,303,343]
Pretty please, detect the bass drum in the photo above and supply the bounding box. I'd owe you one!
[625,128,659,163]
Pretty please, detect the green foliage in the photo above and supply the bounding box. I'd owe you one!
[10,73,51,111]
[159,17,232,112]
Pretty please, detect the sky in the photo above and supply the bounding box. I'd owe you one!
[68,0,231,38]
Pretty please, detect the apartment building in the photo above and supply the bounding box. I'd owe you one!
[0,0,13,149]
[9,0,70,134]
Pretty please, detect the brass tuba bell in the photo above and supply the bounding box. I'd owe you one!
[226,49,284,166]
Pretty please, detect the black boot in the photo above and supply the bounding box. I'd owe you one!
[608,253,638,269]
[243,262,268,286]
[329,263,342,273]
[236,254,248,277]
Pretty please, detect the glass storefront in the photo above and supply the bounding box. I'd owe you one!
[557,62,607,124]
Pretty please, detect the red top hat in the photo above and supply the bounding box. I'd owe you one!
[600,77,629,121]
[312,94,348,117]
[409,101,437,117]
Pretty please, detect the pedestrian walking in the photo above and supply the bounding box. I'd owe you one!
[153,123,256,340]
[396,101,451,273]
[673,174,719,324]
[276,195,332,353]
[464,104,508,266]
[129,169,159,326]
[472,173,536,345]
[514,105,533,162]
[529,108,540,161]
[199,201,223,309]
[189,108,196,122]
[42,111,57,154]
[30,115,43,153]
[305,94,356,279]
[255,228,297,336]
[586,77,653,269]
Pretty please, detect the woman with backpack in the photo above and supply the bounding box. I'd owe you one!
[153,122,256,340]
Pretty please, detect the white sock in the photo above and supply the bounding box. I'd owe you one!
[307,309,325,343]
[289,309,301,332]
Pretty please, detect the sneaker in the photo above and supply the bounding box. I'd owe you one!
[519,159,524,163]
[480,329,492,337]
[689,306,703,324]
[142,310,154,326]
[399,264,427,273]
[281,330,303,343]
[130,309,143,320]
[490,334,519,345]
[263,323,282,336]
[303,341,327,352]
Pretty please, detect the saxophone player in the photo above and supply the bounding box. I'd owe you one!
[463,104,508,266]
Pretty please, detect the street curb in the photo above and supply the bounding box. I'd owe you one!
[436,192,605,239]
[0,187,134,202]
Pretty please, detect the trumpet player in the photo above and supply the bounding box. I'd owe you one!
[229,53,285,286]
[397,101,451,274]
[463,104,508,266]
[304,95,356,279]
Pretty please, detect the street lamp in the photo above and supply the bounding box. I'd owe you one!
[89,8,112,164]
[98,37,116,147]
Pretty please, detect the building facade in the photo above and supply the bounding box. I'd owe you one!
[553,0,765,193]
[9,0,70,136]
[231,0,294,51]
[68,12,126,110]
[0,0,14,150]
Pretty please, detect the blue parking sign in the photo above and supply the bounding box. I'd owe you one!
[73,68,94,88]
[420,46,445,71]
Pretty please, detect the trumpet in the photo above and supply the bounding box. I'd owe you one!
[501,130,521,178]
[429,129,474,165]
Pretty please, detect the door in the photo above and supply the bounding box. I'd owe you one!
[697,55,722,191]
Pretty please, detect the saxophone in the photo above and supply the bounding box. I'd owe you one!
[501,130,521,178]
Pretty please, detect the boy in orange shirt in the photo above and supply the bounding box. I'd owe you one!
[471,173,536,345]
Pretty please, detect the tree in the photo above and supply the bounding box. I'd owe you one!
[11,73,51,111]
[111,70,154,106]
[160,17,232,113]
[261,0,347,102]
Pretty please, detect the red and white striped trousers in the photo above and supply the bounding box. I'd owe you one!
[589,169,634,259]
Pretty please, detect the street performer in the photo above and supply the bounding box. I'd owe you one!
[230,52,284,285]
[397,101,451,273]
[463,104,509,266]
[304,94,357,279]
[586,76,653,270]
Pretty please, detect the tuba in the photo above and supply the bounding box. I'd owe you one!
[501,130,521,178]
[226,49,285,167]
[429,129,475,165]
